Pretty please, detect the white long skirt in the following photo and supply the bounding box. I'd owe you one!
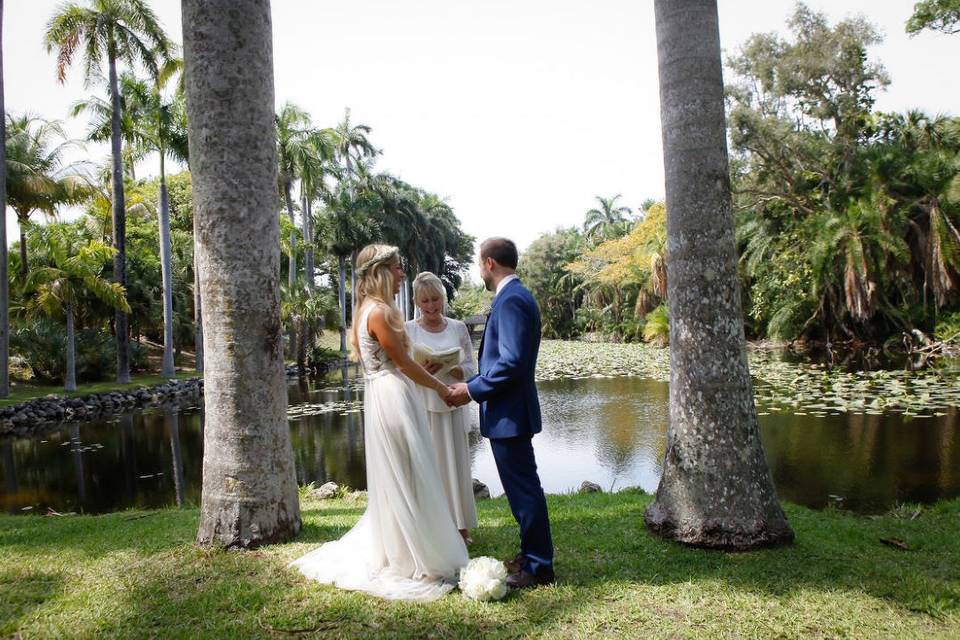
[290,369,468,601]
[428,409,479,530]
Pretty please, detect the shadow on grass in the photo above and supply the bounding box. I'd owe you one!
[3,492,958,638]
[0,569,64,636]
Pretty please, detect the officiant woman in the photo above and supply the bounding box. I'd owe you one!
[406,272,480,544]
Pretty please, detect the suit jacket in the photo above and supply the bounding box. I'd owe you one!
[467,278,542,439]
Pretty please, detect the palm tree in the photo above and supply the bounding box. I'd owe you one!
[4,115,87,276]
[183,0,301,548]
[583,194,633,241]
[73,68,189,376]
[645,0,793,549]
[276,102,313,289]
[22,225,130,392]
[332,108,378,306]
[45,0,173,384]
[281,279,338,373]
[320,194,378,354]
[1,0,6,398]
[298,128,337,289]
[807,195,909,336]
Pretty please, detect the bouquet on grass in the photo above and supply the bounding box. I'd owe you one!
[459,556,508,601]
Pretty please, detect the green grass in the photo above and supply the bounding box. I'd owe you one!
[2,491,958,639]
[0,371,200,408]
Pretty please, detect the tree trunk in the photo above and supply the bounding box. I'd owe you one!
[644,0,793,550]
[295,317,306,374]
[193,214,204,373]
[303,195,314,289]
[0,0,8,399]
[158,164,176,378]
[350,251,358,324]
[18,221,27,280]
[183,0,301,548]
[108,51,130,384]
[284,182,297,288]
[338,254,347,354]
[65,302,77,393]
[167,409,186,507]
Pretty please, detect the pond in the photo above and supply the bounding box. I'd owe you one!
[2,350,959,516]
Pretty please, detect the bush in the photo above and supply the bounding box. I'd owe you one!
[935,311,960,343]
[642,304,669,346]
[10,320,148,383]
[308,346,343,373]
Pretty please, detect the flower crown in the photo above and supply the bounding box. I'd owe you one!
[355,246,400,278]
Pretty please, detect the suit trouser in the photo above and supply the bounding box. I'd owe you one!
[489,435,554,577]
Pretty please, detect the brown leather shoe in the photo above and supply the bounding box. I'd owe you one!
[506,569,555,589]
[503,553,525,574]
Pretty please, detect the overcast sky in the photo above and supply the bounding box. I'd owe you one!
[4,1,958,268]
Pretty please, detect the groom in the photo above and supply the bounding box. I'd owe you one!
[447,237,555,588]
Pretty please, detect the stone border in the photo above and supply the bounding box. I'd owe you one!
[0,378,205,438]
[0,361,352,439]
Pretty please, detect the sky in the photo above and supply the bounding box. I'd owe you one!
[4,0,959,274]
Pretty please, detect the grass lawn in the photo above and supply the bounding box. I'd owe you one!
[1,491,958,639]
[0,371,200,409]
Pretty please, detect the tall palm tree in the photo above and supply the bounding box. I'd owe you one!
[276,102,313,289]
[297,127,337,289]
[4,115,86,276]
[22,225,130,392]
[645,0,793,549]
[0,0,6,398]
[333,108,378,306]
[583,194,632,241]
[73,68,189,376]
[45,0,172,384]
[183,0,301,548]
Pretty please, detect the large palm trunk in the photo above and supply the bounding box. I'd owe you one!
[64,302,77,392]
[338,254,347,354]
[644,0,793,549]
[183,0,301,548]
[158,160,176,377]
[0,0,8,399]
[108,52,130,384]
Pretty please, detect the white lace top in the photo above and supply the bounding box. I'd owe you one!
[358,304,394,378]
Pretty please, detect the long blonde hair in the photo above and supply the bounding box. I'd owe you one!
[350,243,408,361]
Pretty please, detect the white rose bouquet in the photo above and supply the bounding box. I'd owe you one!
[458,556,508,602]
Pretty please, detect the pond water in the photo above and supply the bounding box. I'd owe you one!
[2,357,958,516]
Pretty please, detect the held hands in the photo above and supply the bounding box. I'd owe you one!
[445,383,472,408]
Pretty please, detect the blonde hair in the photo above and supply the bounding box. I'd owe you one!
[412,271,447,315]
[350,244,408,361]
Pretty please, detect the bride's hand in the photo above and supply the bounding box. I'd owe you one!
[436,383,452,399]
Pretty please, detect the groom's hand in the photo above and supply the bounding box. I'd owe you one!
[446,383,471,407]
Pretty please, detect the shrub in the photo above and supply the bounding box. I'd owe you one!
[11,320,148,383]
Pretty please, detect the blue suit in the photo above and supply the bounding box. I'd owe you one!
[468,278,554,577]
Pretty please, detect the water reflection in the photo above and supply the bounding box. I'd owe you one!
[1,374,959,515]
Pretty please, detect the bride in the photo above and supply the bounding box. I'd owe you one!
[290,244,468,601]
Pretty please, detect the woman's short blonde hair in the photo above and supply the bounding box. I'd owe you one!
[412,271,446,302]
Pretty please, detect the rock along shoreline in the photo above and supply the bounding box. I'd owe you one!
[0,363,348,440]
[0,378,205,439]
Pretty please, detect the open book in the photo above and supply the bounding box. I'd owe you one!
[412,343,462,376]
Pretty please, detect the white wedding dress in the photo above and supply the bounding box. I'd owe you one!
[290,303,469,601]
